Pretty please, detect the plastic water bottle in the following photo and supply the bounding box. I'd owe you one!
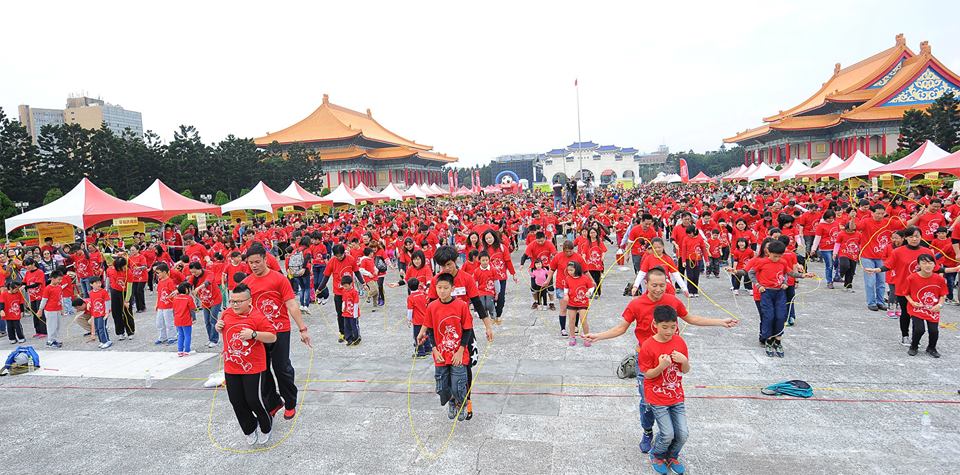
[144,369,153,388]
[921,411,931,430]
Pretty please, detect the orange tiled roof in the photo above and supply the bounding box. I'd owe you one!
[762,34,912,122]
[825,89,878,103]
[724,125,770,143]
[769,114,842,131]
[317,145,365,161]
[366,146,419,160]
[255,94,433,151]
[307,145,459,163]
[417,150,458,163]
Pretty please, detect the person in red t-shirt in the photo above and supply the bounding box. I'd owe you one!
[223,251,251,292]
[416,274,472,421]
[86,277,111,348]
[0,281,26,343]
[747,240,813,357]
[836,221,863,290]
[39,270,65,347]
[215,284,278,446]
[563,261,595,347]
[406,279,431,358]
[548,240,588,336]
[473,252,499,324]
[638,305,690,473]
[172,281,197,356]
[341,275,361,345]
[585,267,736,452]
[902,254,946,357]
[811,210,841,289]
[190,261,224,348]
[318,244,361,342]
[128,245,149,313]
[22,258,47,337]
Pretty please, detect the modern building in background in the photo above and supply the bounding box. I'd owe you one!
[254,94,456,189]
[540,142,668,186]
[18,95,143,144]
[725,34,960,165]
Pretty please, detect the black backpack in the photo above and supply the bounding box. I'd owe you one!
[374,255,388,273]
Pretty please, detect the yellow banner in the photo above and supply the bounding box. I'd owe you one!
[925,172,939,180]
[879,173,893,181]
[282,205,295,212]
[229,210,247,222]
[117,222,145,238]
[112,217,139,226]
[36,222,75,246]
[801,177,809,182]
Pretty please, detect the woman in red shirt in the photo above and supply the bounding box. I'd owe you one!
[481,230,517,321]
[128,245,149,313]
[106,257,135,339]
[189,261,223,348]
[563,261,595,347]
[583,228,607,296]
[679,225,705,297]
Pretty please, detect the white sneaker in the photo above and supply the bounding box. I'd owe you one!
[302,306,310,314]
[207,341,217,348]
[246,429,260,446]
[118,334,126,341]
[900,336,910,346]
[257,430,271,445]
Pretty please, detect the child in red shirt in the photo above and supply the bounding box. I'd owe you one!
[930,227,957,302]
[706,229,723,278]
[903,254,946,357]
[0,280,26,343]
[416,274,472,421]
[564,261,595,347]
[341,275,361,345]
[406,278,431,358]
[747,240,812,357]
[87,277,112,348]
[172,281,197,356]
[40,270,65,348]
[473,252,499,324]
[836,220,863,291]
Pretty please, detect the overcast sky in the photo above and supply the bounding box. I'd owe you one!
[4,1,957,167]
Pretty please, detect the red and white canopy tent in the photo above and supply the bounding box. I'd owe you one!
[323,183,367,206]
[766,160,811,181]
[380,183,414,201]
[452,186,476,196]
[795,154,844,180]
[280,181,331,207]
[811,151,883,180]
[220,181,303,214]
[746,162,777,181]
[352,182,390,203]
[428,183,449,196]
[129,179,222,222]
[908,149,960,178]
[5,178,164,233]
[406,183,429,199]
[721,165,748,182]
[868,140,951,179]
[726,163,757,182]
[688,171,714,183]
[482,185,503,194]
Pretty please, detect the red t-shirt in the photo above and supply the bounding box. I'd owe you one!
[129,254,149,282]
[549,252,588,289]
[565,274,595,307]
[425,297,473,367]
[746,257,790,289]
[341,288,360,318]
[192,271,223,308]
[242,270,296,332]
[484,245,515,281]
[23,269,46,302]
[621,293,689,349]
[172,294,197,327]
[815,222,840,249]
[427,270,479,303]
[584,242,606,271]
[857,217,896,260]
[220,307,273,375]
[223,261,251,291]
[0,291,24,320]
[88,288,109,318]
[473,266,497,297]
[524,241,557,270]
[628,226,658,255]
[42,284,63,311]
[323,255,357,296]
[731,247,754,270]
[405,265,434,291]
[639,335,688,406]
[883,246,936,295]
[407,290,428,326]
[837,231,863,260]
[904,272,947,322]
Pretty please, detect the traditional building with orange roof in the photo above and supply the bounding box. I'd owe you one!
[254,94,456,189]
[724,34,960,165]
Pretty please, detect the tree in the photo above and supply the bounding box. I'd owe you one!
[43,187,63,205]
[102,187,117,197]
[898,109,932,151]
[37,123,94,192]
[0,107,43,203]
[165,126,210,192]
[927,92,960,151]
[0,190,16,234]
[214,190,230,205]
[181,189,194,199]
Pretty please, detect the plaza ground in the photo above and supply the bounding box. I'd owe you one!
[1,247,958,474]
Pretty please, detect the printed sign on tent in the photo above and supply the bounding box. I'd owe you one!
[36,223,76,246]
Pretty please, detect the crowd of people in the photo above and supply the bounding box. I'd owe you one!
[1,178,955,471]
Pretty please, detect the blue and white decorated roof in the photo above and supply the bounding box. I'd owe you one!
[545,148,569,156]
[620,147,638,154]
[566,141,598,150]
[596,145,621,152]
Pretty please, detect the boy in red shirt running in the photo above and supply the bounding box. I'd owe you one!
[417,273,472,421]
[639,305,690,475]
[406,278,430,358]
[747,240,814,357]
[473,252,499,324]
[903,254,946,358]
[87,277,112,349]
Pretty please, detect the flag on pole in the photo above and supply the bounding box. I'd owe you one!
[448,169,455,192]
[679,159,689,183]
[574,78,578,86]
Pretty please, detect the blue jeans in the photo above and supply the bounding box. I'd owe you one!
[202,303,222,344]
[859,257,886,306]
[785,285,796,321]
[93,317,109,344]
[636,355,656,432]
[80,277,93,298]
[759,288,787,341]
[650,403,689,460]
[312,265,329,301]
[819,250,834,283]
[947,273,957,301]
[344,317,360,343]
[435,364,468,406]
[295,274,311,307]
[413,324,433,356]
[177,325,192,352]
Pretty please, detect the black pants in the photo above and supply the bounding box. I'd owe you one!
[30,300,46,335]
[897,296,911,338]
[334,294,344,335]
[685,261,702,295]
[731,273,753,290]
[838,257,857,288]
[226,372,272,436]
[147,269,155,292]
[910,317,939,351]
[377,277,385,305]
[6,320,24,341]
[110,288,135,335]
[495,280,507,318]
[589,270,603,296]
[132,282,146,311]
[261,331,297,410]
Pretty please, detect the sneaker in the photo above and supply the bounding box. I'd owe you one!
[465,401,473,420]
[268,402,284,418]
[786,315,795,327]
[457,401,468,421]
[154,339,164,345]
[338,334,345,343]
[127,333,135,340]
[561,329,569,337]
[17,339,25,343]
[447,400,457,420]
[166,339,177,345]
[886,310,896,318]
[178,352,186,357]
[826,283,834,290]
[895,310,901,316]
[926,348,941,358]
[764,342,774,357]
[583,339,592,348]
[668,458,686,474]
[118,334,126,341]
[774,341,784,358]
[207,341,217,348]
[319,298,328,306]
[283,408,296,420]
[37,333,47,339]
[639,431,653,453]
[907,347,918,356]
[45,341,53,347]
[531,302,539,309]
[568,337,577,346]
[102,341,113,349]
[548,303,556,311]
[867,305,879,311]
[246,429,259,446]
[301,306,310,314]
[900,336,910,346]
[257,430,271,445]
[51,341,62,348]
[9,340,17,345]
[877,303,888,311]
[649,455,669,475]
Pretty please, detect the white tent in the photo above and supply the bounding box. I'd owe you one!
[746,162,777,181]
[722,165,748,182]
[796,154,845,179]
[280,181,331,206]
[650,172,667,184]
[728,163,758,181]
[220,181,302,213]
[352,182,389,202]
[432,183,450,195]
[869,140,950,178]
[815,151,884,180]
[380,183,413,201]
[323,183,366,206]
[665,174,682,183]
[767,160,811,181]
[406,183,429,199]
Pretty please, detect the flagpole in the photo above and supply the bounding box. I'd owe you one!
[576,79,583,182]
